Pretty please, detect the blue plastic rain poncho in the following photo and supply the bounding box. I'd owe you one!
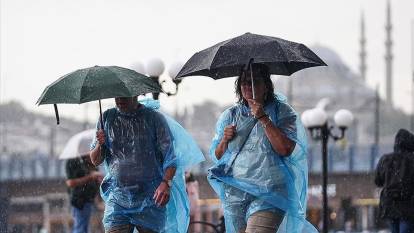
[208,93,318,233]
[91,98,204,232]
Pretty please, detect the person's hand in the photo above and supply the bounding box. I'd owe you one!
[153,182,170,207]
[90,171,104,183]
[247,99,266,118]
[222,125,236,143]
[96,130,105,146]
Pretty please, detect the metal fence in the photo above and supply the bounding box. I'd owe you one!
[307,143,393,173]
[0,156,66,181]
[0,143,394,181]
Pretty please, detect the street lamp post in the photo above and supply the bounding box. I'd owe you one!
[301,108,354,233]
[411,20,414,131]
[145,58,183,100]
[146,58,165,100]
[167,61,184,96]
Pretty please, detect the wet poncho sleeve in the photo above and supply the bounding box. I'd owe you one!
[139,98,205,233]
[139,98,205,170]
[208,93,318,233]
[209,108,233,164]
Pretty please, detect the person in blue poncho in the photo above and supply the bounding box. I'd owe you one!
[90,96,204,233]
[208,64,317,233]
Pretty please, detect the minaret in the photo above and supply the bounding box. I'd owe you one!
[359,12,367,81]
[385,0,393,105]
[359,11,367,82]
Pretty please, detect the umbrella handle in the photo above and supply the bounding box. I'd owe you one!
[250,61,255,100]
[99,100,104,130]
[54,104,60,125]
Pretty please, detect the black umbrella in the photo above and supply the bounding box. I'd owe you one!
[175,32,327,80]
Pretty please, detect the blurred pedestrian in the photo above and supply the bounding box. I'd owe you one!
[185,171,201,232]
[66,154,103,233]
[375,128,414,233]
[90,96,203,233]
[208,64,315,233]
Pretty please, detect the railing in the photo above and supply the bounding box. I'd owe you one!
[9,193,71,233]
[188,219,225,233]
[307,143,392,173]
[7,193,104,233]
[188,199,223,233]
[0,156,66,181]
[0,143,393,181]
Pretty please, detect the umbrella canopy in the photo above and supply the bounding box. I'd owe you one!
[59,129,95,160]
[36,65,162,125]
[37,65,162,105]
[175,32,327,80]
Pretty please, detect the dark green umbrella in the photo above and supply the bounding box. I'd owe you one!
[37,65,162,126]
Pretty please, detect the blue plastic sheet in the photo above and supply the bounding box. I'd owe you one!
[91,98,204,232]
[208,93,318,233]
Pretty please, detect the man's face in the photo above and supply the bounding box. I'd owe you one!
[115,97,136,113]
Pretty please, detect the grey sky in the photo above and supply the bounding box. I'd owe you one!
[1,0,414,122]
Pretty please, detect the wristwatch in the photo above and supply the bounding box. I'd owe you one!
[162,179,172,188]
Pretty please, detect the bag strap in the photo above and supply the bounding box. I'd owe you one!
[224,116,258,173]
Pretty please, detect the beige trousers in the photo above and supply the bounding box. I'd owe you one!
[243,210,284,233]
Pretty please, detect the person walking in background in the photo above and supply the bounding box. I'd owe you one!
[375,128,414,233]
[90,96,204,233]
[208,64,315,233]
[185,171,201,232]
[66,155,103,233]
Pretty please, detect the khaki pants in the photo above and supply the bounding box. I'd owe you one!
[244,211,284,233]
[106,224,156,233]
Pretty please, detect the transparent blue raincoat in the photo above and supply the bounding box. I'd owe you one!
[91,98,204,232]
[208,93,318,233]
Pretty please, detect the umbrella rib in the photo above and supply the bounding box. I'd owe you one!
[79,67,93,104]
[270,41,306,75]
[103,66,133,98]
[37,68,83,105]
[208,45,227,70]
[119,73,134,95]
[271,41,290,63]
[208,37,238,69]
